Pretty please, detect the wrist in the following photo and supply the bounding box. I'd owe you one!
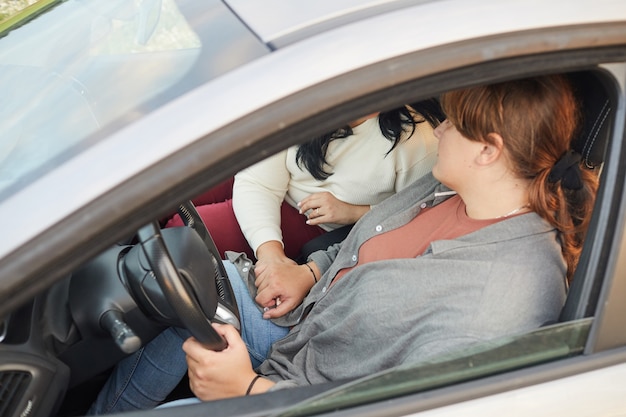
[304,263,318,283]
[348,204,371,223]
[256,240,287,261]
[245,374,274,396]
[357,205,371,221]
[245,375,262,396]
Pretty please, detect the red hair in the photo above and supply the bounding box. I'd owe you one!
[441,75,598,282]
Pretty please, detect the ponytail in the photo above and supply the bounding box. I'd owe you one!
[528,151,598,281]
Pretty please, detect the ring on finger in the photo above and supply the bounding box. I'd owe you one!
[316,208,320,216]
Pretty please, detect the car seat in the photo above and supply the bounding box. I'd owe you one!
[559,69,614,322]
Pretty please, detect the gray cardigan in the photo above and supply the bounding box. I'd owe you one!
[227,173,567,388]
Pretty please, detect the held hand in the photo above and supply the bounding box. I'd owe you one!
[184,324,273,401]
[298,192,370,226]
[254,262,318,319]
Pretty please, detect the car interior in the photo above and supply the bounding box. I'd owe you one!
[0,65,617,417]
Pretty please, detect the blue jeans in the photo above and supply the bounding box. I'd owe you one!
[88,261,289,414]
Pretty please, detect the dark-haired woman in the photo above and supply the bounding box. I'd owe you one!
[167,104,441,265]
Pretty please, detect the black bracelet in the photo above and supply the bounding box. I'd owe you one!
[245,374,262,396]
[304,263,318,283]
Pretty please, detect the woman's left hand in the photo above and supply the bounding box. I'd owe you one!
[298,192,369,226]
[184,324,272,401]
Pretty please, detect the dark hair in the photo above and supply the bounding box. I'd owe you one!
[440,75,598,281]
[296,99,444,180]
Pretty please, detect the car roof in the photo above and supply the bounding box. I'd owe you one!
[224,0,434,48]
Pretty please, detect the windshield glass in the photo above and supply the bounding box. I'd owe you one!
[0,0,267,199]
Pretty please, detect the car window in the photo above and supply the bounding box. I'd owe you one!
[264,69,617,416]
[0,0,267,200]
[169,68,612,417]
[274,318,592,416]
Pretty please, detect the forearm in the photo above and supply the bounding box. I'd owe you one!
[233,177,285,254]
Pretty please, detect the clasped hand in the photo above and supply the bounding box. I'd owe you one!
[254,258,313,319]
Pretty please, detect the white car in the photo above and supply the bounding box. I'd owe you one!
[1,0,626,416]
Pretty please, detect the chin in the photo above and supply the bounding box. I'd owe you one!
[432,170,453,190]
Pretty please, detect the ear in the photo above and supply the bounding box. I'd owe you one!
[475,133,504,166]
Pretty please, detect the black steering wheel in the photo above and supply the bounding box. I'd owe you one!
[134,201,240,351]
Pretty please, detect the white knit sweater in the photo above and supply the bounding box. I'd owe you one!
[232,117,438,254]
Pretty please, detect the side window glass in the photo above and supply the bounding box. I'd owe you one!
[284,319,592,416]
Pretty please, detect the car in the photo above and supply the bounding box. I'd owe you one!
[1,0,626,416]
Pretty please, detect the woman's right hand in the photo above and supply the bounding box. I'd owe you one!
[298,192,370,226]
[254,241,318,318]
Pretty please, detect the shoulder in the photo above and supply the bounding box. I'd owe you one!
[236,148,289,177]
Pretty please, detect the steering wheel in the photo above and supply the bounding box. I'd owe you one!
[134,201,240,351]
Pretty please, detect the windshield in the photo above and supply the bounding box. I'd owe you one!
[0,0,268,199]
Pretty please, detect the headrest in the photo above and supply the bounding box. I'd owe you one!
[558,70,613,323]
[568,71,613,169]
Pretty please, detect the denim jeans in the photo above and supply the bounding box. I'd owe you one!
[88,261,289,414]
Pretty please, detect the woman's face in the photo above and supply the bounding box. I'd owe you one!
[432,119,484,190]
